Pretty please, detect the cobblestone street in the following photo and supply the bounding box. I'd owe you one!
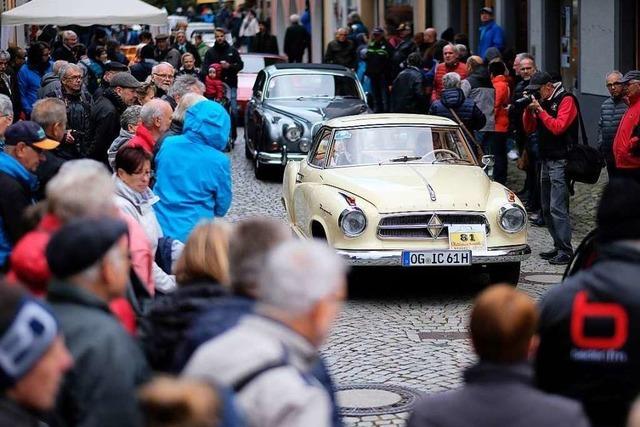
[228,131,607,426]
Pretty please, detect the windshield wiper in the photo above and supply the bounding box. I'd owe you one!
[431,157,473,165]
[380,156,423,164]
[296,95,332,100]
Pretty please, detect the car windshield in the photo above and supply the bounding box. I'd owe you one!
[324,126,476,167]
[242,56,283,73]
[266,74,360,99]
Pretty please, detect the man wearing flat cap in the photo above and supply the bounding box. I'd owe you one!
[154,33,181,70]
[613,70,640,180]
[0,121,58,271]
[0,284,73,426]
[523,71,579,265]
[93,61,129,99]
[477,7,504,59]
[46,217,149,427]
[536,177,640,427]
[89,72,141,166]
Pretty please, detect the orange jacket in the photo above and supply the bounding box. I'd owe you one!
[492,74,510,133]
[432,61,467,101]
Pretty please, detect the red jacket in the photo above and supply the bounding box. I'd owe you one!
[492,75,510,133]
[127,124,156,154]
[523,95,578,136]
[613,94,640,169]
[205,64,225,100]
[432,61,467,101]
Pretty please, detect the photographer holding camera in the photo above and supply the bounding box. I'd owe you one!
[522,71,578,265]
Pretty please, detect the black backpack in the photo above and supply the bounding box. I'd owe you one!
[565,95,605,184]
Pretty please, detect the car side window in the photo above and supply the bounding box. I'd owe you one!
[310,131,332,168]
[252,71,266,96]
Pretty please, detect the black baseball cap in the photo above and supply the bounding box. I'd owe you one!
[103,61,129,72]
[525,71,552,91]
[620,70,640,84]
[5,121,59,150]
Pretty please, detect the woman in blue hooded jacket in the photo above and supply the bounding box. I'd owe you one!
[153,100,231,243]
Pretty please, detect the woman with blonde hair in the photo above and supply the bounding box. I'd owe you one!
[141,221,231,372]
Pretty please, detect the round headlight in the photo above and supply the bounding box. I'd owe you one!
[284,125,301,142]
[339,208,367,237]
[299,139,311,153]
[498,204,527,233]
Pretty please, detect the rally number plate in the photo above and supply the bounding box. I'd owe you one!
[401,250,472,267]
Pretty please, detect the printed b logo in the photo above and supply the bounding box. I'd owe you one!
[570,291,629,349]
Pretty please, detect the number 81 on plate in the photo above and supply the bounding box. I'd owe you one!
[401,250,472,266]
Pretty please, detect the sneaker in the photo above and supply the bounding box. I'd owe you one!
[548,253,572,265]
[539,249,558,260]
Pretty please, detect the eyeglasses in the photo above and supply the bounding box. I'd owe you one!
[520,67,534,71]
[133,170,154,178]
[153,73,174,80]
[606,82,623,88]
[64,75,83,81]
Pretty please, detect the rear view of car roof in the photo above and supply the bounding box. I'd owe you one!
[273,63,349,72]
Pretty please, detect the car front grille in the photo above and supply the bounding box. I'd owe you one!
[377,213,489,239]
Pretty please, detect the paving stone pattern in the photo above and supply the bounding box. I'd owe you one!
[228,132,607,426]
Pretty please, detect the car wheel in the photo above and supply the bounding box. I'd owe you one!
[254,155,268,180]
[487,262,521,286]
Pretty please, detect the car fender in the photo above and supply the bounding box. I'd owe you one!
[484,181,528,247]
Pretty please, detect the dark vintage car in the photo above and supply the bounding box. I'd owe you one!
[244,63,369,179]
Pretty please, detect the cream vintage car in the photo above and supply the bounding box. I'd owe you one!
[282,114,531,284]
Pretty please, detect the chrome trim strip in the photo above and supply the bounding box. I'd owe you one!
[258,152,306,165]
[335,244,531,266]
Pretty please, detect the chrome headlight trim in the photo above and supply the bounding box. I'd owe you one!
[299,139,311,153]
[497,203,527,234]
[338,207,367,237]
[284,124,302,142]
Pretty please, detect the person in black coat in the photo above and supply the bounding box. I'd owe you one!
[391,52,428,114]
[536,178,640,427]
[0,50,21,120]
[51,30,78,64]
[429,71,486,132]
[284,14,309,63]
[251,21,279,55]
[408,285,590,427]
[324,28,357,70]
[365,28,394,113]
[88,73,140,165]
[173,30,201,68]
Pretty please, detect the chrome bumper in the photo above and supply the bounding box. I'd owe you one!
[257,150,306,166]
[335,245,531,266]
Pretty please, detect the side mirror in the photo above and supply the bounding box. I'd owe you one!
[481,155,495,169]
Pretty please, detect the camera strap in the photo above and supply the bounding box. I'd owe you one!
[446,107,485,157]
[567,94,589,147]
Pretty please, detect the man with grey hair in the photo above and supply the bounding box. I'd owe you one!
[323,27,357,70]
[429,71,486,133]
[184,239,347,427]
[432,43,467,100]
[284,13,309,63]
[0,49,20,119]
[127,98,172,154]
[599,70,627,177]
[37,60,68,99]
[42,63,92,159]
[151,62,175,98]
[0,94,13,148]
[107,105,142,169]
[52,30,78,63]
[163,74,205,110]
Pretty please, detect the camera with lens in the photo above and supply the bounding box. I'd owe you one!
[514,90,541,109]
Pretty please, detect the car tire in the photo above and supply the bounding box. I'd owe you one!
[254,155,268,180]
[487,262,521,286]
[245,139,252,159]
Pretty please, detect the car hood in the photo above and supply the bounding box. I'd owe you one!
[321,164,491,213]
[264,98,367,127]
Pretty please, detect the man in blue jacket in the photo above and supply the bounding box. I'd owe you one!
[153,100,231,242]
[477,7,504,60]
[0,121,58,270]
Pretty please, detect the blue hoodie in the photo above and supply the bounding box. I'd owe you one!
[478,20,505,60]
[0,152,37,266]
[153,100,231,242]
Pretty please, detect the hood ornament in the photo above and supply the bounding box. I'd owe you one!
[427,183,437,202]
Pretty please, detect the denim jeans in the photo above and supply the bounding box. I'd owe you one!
[540,159,573,255]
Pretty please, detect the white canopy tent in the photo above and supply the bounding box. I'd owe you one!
[1,0,167,26]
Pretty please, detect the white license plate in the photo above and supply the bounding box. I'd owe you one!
[401,250,472,266]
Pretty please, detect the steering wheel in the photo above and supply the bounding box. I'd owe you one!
[422,149,462,162]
